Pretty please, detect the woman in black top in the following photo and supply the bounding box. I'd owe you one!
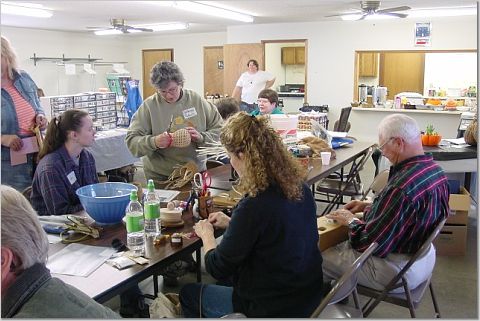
[180,112,324,317]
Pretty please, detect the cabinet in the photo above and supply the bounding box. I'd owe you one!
[281,47,305,65]
[358,52,378,77]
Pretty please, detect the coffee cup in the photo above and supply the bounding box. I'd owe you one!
[321,152,331,165]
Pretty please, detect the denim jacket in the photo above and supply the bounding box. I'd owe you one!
[1,70,45,161]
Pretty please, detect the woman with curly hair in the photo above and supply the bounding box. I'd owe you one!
[179,112,324,318]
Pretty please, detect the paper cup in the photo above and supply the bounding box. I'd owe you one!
[321,152,331,165]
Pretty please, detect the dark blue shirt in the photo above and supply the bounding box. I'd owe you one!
[31,146,98,215]
[205,183,323,317]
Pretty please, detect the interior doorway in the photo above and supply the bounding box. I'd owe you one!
[203,46,224,97]
[142,49,174,99]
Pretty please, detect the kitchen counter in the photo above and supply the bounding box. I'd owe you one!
[277,91,305,97]
[352,107,464,115]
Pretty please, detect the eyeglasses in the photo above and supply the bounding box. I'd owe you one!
[256,98,270,104]
[377,137,394,151]
[159,85,180,95]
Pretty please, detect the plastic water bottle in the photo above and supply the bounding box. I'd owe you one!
[144,179,161,238]
[125,190,145,257]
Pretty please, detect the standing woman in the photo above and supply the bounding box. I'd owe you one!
[31,109,97,216]
[180,112,324,317]
[1,36,47,191]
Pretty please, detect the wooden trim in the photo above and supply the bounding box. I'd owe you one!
[356,49,476,54]
[261,39,308,44]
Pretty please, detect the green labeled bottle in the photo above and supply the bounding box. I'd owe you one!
[125,190,145,257]
[144,179,161,238]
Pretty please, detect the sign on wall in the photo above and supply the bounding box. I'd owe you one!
[414,22,432,46]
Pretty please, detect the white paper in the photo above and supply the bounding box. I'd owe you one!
[113,64,129,74]
[327,130,348,138]
[47,243,115,277]
[65,63,76,75]
[443,138,466,145]
[83,63,96,74]
[155,189,180,203]
[47,234,63,244]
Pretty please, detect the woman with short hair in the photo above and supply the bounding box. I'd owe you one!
[180,112,324,317]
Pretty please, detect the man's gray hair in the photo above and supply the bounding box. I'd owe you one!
[150,61,185,89]
[1,185,48,271]
[378,114,421,142]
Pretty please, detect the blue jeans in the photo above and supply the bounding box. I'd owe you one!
[180,283,234,318]
[1,153,35,191]
[240,102,257,113]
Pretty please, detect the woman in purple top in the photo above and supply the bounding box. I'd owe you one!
[31,109,97,216]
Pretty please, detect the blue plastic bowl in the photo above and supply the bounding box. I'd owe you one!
[76,182,137,224]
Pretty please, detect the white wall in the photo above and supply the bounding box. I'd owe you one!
[2,26,132,96]
[227,16,476,141]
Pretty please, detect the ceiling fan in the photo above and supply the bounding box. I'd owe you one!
[87,18,153,34]
[326,1,411,20]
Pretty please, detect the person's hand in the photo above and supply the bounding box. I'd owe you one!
[194,219,214,239]
[326,208,355,226]
[2,135,23,151]
[343,200,368,214]
[154,132,172,149]
[185,127,203,143]
[35,114,48,130]
[208,211,231,229]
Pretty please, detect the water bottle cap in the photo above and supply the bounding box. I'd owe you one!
[147,179,155,191]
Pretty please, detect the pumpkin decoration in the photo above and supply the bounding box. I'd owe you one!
[444,99,457,111]
[171,128,191,148]
[464,117,477,146]
[421,124,442,146]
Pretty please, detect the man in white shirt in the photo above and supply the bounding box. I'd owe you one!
[232,59,275,113]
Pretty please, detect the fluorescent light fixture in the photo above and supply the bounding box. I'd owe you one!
[94,29,122,36]
[134,22,189,31]
[1,2,53,18]
[407,7,476,18]
[150,1,254,23]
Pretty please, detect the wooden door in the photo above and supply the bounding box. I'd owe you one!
[142,49,173,99]
[379,52,425,100]
[203,46,224,97]
[223,43,264,98]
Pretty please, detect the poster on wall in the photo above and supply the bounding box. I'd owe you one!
[414,22,431,46]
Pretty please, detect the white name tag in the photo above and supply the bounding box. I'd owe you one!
[67,171,77,185]
[183,107,197,119]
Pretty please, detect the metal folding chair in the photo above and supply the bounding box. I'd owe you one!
[358,218,447,318]
[310,242,378,318]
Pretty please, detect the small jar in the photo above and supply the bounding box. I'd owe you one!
[170,233,183,247]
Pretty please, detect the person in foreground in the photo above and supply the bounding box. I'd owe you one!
[1,36,48,191]
[0,185,120,318]
[179,112,324,317]
[250,88,283,116]
[322,113,450,292]
[30,109,98,216]
[125,61,223,183]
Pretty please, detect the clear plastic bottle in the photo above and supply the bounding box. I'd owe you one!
[125,190,145,257]
[144,179,161,238]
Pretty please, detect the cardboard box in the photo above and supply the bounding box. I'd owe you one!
[433,225,467,256]
[317,216,348,252]
[447,186,471,225]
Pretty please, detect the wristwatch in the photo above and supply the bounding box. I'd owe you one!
[347,217,360,226]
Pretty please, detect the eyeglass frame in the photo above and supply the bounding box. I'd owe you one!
[377,137,395,152]
[158,84,181,96]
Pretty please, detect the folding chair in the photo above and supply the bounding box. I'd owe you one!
[358,218,447,318]
[359,169,390,201]
[310,242,378,318]
[315,147,374,215]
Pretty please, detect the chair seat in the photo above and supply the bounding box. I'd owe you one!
[317,304,363,318]
[316,179,364,197]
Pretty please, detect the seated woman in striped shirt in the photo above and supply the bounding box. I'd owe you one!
[1,36,47,191]
[31,109,97,216]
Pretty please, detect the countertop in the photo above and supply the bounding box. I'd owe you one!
[277,91,305,97]
[351,107,464,115]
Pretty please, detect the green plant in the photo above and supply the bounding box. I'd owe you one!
[425,124,435,135]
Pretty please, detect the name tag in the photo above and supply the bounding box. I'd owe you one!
[67,171,77,185]
[183,107,197,119]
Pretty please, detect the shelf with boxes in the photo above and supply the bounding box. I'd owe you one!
[41,92,118,131]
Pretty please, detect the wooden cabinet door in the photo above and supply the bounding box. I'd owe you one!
[223,43,264,97]
[379,52,425,100]
[142,49,173,99]
[295,47,305,65]
[203,46,224,97]
[359,52,378,77]
[281,47,295,64]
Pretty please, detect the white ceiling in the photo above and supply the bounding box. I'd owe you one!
[1,0,477,36]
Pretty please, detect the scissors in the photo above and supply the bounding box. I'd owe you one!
[193,172,211,196]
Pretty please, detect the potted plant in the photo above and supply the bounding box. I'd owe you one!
[421,124,442,146]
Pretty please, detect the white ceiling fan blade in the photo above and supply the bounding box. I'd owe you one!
[377,12,409,18]
[376,6,411,14]
[86,26,109,30]
[325,11,361,17]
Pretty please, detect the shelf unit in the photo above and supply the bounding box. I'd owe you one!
[30,53,103,66]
